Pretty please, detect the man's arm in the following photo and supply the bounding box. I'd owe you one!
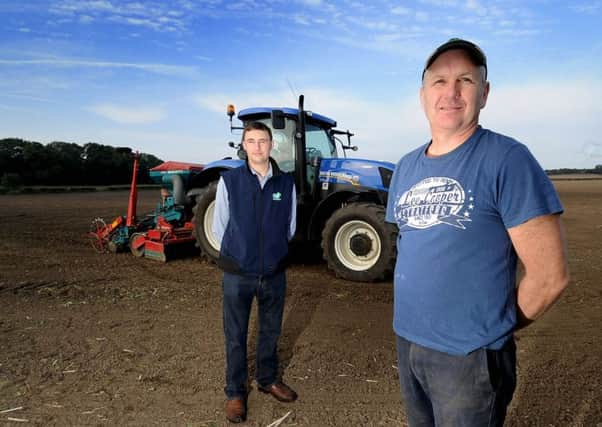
[288,183,297,241]
[508,214,569,330]
[212,177,229,245]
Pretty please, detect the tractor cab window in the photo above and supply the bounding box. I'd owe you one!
[306,124,336,160]
[257,118,296,173]
[305,124,335,194]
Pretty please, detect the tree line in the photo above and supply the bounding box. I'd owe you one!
[1,137,600,189]
[0,138,163,188]
[547,166,602,175]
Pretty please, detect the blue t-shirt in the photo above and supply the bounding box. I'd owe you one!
[385,127,563,355]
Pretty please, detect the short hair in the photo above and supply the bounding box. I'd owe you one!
[242,121,272,142]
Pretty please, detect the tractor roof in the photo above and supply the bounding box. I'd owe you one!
[238,107,337,129]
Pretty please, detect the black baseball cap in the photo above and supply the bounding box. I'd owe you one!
[422,38,487,80]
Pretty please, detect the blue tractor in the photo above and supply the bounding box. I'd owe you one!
[155,95,397,282]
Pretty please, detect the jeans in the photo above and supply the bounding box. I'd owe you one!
[222,271,286,399]
[396,335,516,427]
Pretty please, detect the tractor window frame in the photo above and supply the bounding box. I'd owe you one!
[255,117,297,173]
[305,123,336,159]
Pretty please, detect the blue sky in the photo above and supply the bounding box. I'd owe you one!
[1,0,601,169]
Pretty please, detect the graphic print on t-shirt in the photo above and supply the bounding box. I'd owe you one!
[394,177,474,230]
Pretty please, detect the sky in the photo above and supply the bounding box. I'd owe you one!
[1,0,601,169]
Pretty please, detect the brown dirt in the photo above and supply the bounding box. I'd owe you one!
[0,182,600,427]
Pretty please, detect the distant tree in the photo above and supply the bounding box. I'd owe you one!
[0,139,26,178]
[0,138,163,186]
[46,141,85,185]
[18,140,48,185]
[82,143,124,185]
[138,153,163,184]
[0,173,22,189]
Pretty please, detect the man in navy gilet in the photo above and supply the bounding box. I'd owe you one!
[386,39,570,426]
[213,121,297,423]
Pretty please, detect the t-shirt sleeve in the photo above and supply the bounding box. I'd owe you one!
[497,144,564,229]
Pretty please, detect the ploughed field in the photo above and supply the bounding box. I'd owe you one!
[0,180,600,426]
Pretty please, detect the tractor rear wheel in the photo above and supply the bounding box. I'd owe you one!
[321,202,397,282]
[193,181,220,262]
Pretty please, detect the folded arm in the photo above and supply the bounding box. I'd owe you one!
[508,214,569,330]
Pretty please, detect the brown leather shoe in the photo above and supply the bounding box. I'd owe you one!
[258,381,298,402]
[225,397,246,423]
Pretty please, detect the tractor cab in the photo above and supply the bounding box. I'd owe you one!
[235,107,335,195]
[228,97,356,200]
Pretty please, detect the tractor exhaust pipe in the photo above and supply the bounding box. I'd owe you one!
[295,94,308,201]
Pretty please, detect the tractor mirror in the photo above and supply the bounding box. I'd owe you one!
[271,110,286,130]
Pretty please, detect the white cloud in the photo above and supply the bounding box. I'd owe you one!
[79,15,94,23]
[51,0,117,15]
[294,14,311,26]
[89,104,166,124]
[484,80,599,124]
[391,6,411,15]
[193,87,427,164]
[298,0,323,6]
[415,11,430,22]
[194,76,602,169]
[0,58,201,79]
[418,0,459,6]
[194,90,297,115]
[482,80,602,168]
[569,1,602,14]
[465,0,486,15]
[346,16,399,32]
[582,141,602,160]
[49,0,188,33]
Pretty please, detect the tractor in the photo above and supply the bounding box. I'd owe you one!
[150,95,398,282]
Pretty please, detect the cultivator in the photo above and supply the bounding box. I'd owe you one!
[86,153,202,262]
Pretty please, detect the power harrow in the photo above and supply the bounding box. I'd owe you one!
[86,153,202,262]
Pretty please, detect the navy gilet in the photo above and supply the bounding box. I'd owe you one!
[218,160,294,277]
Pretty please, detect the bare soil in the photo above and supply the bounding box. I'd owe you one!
[0,181,600,426]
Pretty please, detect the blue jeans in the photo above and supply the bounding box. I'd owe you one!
[396,335,516,427]
[222,271,286,399]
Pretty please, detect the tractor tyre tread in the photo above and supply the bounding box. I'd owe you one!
[192,181,220,264]
[321,202,397,282]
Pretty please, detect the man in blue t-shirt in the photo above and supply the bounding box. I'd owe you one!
[386,38,569,426]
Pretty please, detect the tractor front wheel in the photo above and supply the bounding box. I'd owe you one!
[321,202,397,282]
[193,181,221,262]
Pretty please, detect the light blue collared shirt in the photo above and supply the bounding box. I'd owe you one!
[212,163,297,245]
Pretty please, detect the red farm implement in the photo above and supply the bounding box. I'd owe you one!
[86,153,203,262]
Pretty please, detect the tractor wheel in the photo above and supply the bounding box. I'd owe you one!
[321,202,397,282]
[193,181,220,262]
